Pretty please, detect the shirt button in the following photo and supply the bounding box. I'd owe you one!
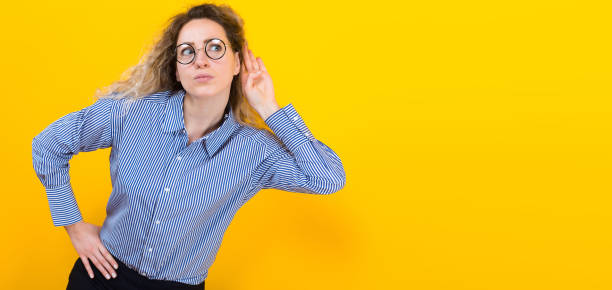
[305,132,310,136]
[164,187,170,192]
[140,271,146,276]
[149,248,153,252]
[176,156,182,160]
[155,220,160,224]
[293,116,298,121]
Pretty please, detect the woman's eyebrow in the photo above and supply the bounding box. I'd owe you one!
[179,37,222,45]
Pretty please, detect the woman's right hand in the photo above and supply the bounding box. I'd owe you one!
[64,220,118,280]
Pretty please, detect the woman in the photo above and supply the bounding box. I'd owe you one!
[31,3,346,290]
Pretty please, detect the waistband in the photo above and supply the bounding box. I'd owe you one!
[111,252,205,289]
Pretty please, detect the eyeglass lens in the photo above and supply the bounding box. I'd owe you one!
[176,38,226,64]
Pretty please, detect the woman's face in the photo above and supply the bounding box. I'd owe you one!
[175,18,240,100]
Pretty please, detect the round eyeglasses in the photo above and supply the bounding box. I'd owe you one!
[176,38,229,64]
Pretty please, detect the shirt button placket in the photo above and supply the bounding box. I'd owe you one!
[144,187,170,277]
[141,244,154,277]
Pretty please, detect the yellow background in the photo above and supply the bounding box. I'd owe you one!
[2,0,611,289]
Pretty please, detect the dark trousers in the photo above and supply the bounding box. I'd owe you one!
[66,252,205,290]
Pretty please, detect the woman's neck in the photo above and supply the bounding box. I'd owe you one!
[182,92,228,144]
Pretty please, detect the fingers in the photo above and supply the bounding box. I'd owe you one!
[89,255,111,280]
[88,252,117,280]
[242,41,252,73]
[70,221,118,280]
[242,40,261,73]
[80,256,95,279]
[241,59,248,75]
[245,68,253,89]
[250,51,260,72]
[98,245,119,270]
[96,246,118,279]
[249,47,260,72]
[256,57,267,72]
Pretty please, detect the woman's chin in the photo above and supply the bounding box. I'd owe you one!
[186,85,219,97]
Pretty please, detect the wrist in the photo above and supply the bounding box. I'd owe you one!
[259,103,281,122]
[64,220,84,233]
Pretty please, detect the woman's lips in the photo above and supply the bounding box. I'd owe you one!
[194,76,213,82]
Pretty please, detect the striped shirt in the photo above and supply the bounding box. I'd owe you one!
[31,89,346,285]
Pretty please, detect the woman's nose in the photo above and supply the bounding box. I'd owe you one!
[194,48,210,67]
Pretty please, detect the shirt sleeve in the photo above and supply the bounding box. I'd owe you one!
[250,103,347,195]
[31,97,120,227]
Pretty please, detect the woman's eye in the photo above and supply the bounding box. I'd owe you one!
[209,45,221,51]
[181,48,194,55]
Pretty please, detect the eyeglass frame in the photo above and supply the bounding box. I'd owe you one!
[175,38,231,64]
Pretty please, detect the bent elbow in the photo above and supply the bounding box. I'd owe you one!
[329,173,347,194]
[312,171,346,195]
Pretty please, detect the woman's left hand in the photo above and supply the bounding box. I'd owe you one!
[240,41,280,120]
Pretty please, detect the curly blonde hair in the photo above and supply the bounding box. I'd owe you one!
[94,2,267,130]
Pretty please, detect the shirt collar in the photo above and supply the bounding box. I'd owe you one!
[161,89,239,157]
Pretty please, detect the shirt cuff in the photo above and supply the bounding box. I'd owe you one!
[46,183,83,227]
[264,103,315,152]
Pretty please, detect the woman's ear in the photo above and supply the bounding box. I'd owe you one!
[233,52,240,76]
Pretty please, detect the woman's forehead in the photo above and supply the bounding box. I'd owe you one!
[177,19,227,44]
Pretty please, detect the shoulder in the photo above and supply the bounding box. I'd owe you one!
[138,90,173,105]
[100,90,172,115]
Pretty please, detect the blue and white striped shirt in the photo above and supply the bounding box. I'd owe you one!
[31,89,346,285]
